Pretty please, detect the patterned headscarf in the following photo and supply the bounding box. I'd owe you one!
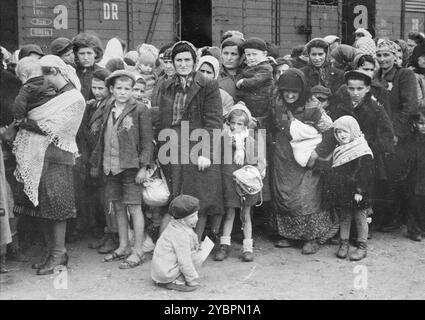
[354,37,377,57]
[376,40,398,55]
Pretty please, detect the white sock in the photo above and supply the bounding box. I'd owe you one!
[220,236,231,246]
[243,238,253,253]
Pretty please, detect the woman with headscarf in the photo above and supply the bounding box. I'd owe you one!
[354,36,377,57]
[271,68,336,254]
[354,28,373,44]
[196,55,234,116]
[373,40,419,232]
[323,35,340,52]
[330,44,362,71]
[300,38,344,94]
[13,55,85,275]
[409,42,425,109]
[394,39,410,68]
[98,37,126,69]
[155,41,224,241]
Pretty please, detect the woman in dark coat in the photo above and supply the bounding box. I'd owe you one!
[373,40,419,231]
[156,41,224,241]
[300,38,344,94]
[271,68,336,254]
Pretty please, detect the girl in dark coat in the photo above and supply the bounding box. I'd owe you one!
[156,41,224,241]
[331,116,374,261]
[215,102,266,262]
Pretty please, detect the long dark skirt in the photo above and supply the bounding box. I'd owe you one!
[271,132,333,241]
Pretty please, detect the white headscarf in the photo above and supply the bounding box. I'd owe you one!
[98,38,125,68]
[39,54,81,90]
[196,55,220,79]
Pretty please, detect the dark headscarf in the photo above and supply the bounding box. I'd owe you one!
[277,68,309,110]
[330,44,362,71]
[411,43,425,74]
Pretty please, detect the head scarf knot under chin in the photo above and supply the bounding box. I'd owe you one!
[332,115,373,167]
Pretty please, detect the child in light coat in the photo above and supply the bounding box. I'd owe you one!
[151,195,203,292]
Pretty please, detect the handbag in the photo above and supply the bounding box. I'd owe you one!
[232,165,264,207]
[142,161,170,207]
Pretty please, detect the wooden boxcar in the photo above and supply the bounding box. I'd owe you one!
[1,0,425,55]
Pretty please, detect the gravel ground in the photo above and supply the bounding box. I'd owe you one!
[1,226,425,300]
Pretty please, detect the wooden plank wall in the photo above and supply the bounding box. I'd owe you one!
[211,0,273,46]
[82,0,128,45]
[278,0,309,55]
[131,0,175,50]
[375,0,402,39]
[310,4,340,41]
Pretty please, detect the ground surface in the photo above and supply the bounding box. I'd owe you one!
[1,226,425,300]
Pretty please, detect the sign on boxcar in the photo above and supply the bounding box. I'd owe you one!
[342,0,376,45]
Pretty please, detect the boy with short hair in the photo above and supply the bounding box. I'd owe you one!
[84,68,121,254]
[90,69,153,269]
[235,37,274,128]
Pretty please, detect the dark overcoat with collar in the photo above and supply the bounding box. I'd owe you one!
[156,71,225,216]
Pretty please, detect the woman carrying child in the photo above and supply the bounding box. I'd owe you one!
[271,68,336,254]
[215,102,266,262]
[13,55,85,275]
[330,116,374,260]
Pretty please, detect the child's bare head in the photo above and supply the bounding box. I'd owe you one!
[15,57,42,83]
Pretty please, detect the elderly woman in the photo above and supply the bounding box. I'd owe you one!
[271,68,336,254]
[300,38,344,94]
[13,55,85,275]
[156,41,224,241]
[373,40,419,231]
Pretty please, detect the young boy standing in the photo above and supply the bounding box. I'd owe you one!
[90,69,153,269]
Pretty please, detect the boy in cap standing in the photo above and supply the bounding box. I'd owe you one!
[151,195,203,292]
[90,69,153,269]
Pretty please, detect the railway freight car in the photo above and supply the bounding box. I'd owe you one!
[1,0,425,56]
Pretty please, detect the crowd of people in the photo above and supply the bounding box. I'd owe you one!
[1,27,425,292]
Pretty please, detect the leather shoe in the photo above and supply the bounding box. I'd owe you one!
[214,244,230,261]
[242,251,254,262]
[274,238,292,248]
[37,253,68,276]
[32,251,51,269]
